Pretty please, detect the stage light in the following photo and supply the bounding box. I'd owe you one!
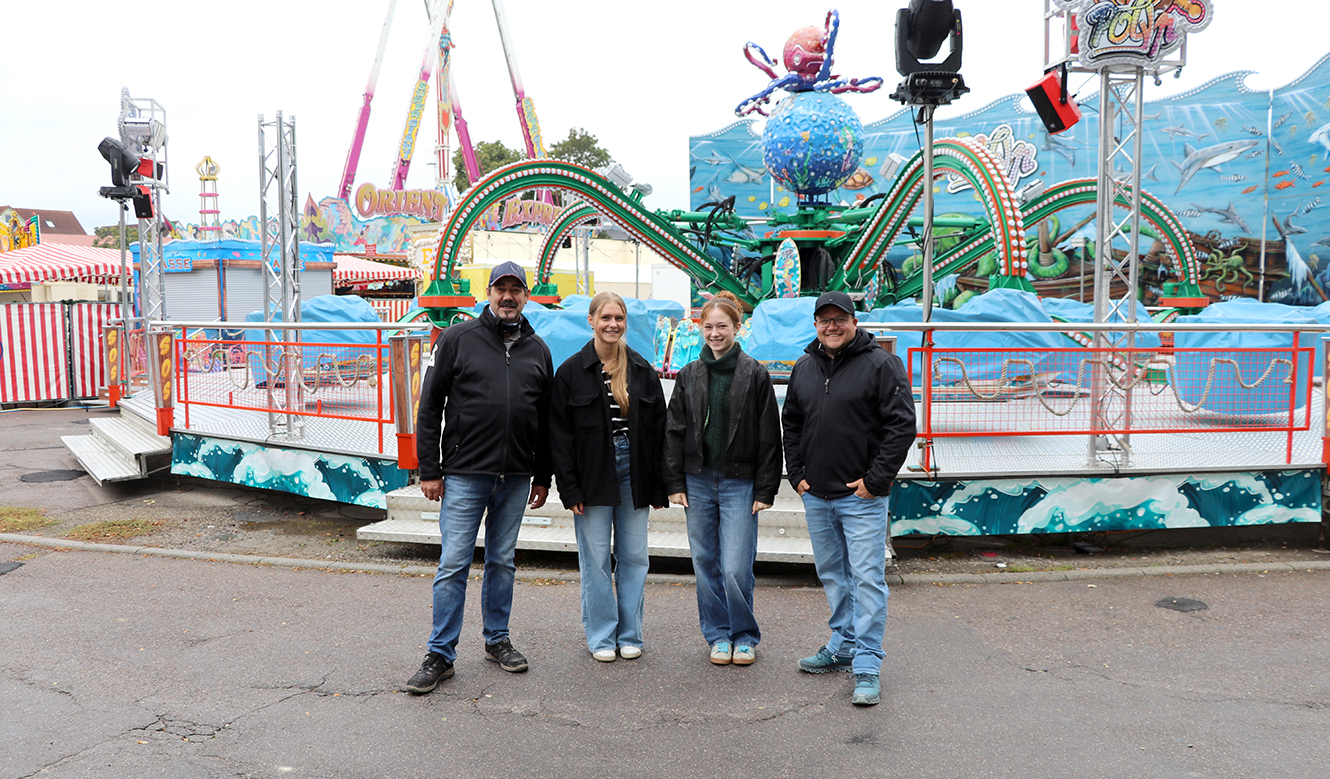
[598,162,634,189]
[120,116,168,150]
[98,137,140,188]
[899,0,959,65]
[890,0,968,106]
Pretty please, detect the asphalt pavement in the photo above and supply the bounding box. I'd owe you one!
[2,540,1328,779]
[3,406,1330,777]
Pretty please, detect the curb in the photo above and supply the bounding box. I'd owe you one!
[3,533,1329,586]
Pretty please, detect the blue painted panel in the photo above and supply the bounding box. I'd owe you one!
[171,432,408,509]
[890,470,1321,536]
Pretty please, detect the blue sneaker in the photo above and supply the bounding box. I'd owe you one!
[798,646,853,674]
[851,673,881,706]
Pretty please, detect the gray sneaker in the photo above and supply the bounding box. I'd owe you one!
[852,673,881,706]
[798,646,853,673]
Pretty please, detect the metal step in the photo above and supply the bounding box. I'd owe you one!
[89,417,171,470]
[355,516,816,563]
[60,434,143,486]
[376,481,891,565]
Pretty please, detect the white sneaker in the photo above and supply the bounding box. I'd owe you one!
[592,649,617,663]
[619,645,642,659]
[710,641,732,665]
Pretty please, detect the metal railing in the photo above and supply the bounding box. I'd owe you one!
[139,319,430,460]
[861,321,1330,471]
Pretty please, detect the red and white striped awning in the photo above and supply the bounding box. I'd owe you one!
[0,244,124,284]
[333,254,420,284]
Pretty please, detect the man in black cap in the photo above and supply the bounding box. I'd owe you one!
[405,261,553,694]
[781,291,916,706]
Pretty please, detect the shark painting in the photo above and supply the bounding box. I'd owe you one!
[1309,121,1330,162]
[1173,139,1260,194]
[1191,202,1253,234]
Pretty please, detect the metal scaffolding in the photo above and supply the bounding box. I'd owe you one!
[120,89,170,323]
[258,111,304,440]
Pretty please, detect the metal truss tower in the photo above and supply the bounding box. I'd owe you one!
[119,89,170,322]
[1045,1,1200,469]
[258,112,303,440]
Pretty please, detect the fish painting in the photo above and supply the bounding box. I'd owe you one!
[1275,170,1290,177]
[1218,174,1246,182]
[1247,149,1264,160]
[1241,185,1258,194]
[1172,139,1260,194]
[1272,139,1285,156]
[1290,163,1310,180]
[1275,112,1294,130]
[1276,180,1297,190]
[1242,126,1265,137]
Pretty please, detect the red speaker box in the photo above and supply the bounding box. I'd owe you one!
[1026,71,1081,135]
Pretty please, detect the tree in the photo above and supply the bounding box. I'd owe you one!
[452,139,524,193]
[93,224,139,248]
[548,127,612,170]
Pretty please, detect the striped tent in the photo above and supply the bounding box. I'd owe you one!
[0,244,124,284]
[333,254,420,284]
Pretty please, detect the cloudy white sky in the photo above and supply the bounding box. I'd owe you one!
[1,1,1323,234]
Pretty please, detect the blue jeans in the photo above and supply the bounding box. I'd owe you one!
[426,473,531,662]
[801,491,890,675]
[684,468,759,647]
[575,434,650,653]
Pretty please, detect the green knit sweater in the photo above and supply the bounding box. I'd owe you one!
[701,345,739,470]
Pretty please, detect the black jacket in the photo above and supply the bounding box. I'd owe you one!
[549,340,668,510]
[782,328,916,499]
[415,306,554,485]
[663,347,782,504]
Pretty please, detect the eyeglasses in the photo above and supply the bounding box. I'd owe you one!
[814,316,853,328]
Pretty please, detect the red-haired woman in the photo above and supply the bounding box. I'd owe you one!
[664,291,781,666]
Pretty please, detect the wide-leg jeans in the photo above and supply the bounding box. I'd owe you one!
[684,467,760,648]
[800,491,890,675]
[575,434,650,653]
[426,473,531,663]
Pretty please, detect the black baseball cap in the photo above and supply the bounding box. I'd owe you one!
[814,291,855,317]
[488,261,528,288]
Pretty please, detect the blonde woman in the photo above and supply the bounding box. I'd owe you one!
[549,292,668,661]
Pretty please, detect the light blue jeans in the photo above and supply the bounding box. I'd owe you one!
[801,491,890,675]
[575,434,650,653]
[685,468,760,648]
[426,473,531,663]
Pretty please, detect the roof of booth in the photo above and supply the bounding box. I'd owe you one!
[0,244,121,284]
[332,253,420,283]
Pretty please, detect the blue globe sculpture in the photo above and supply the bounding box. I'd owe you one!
[762,91,864,197]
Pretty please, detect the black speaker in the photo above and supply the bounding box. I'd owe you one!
[1026,71,1081,135]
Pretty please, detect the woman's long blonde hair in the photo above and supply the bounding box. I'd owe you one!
[589,291,630,414]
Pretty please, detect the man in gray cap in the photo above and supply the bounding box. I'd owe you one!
[781,291,916,706]
[406,261,553,694]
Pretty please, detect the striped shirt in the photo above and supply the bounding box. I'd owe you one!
[603,369,629,435]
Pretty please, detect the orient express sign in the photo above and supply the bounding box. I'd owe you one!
[352,184,562,229]
[355,183,451,221]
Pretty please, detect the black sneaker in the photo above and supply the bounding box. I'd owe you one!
[484,637,529,673]
[404,652,453,694]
